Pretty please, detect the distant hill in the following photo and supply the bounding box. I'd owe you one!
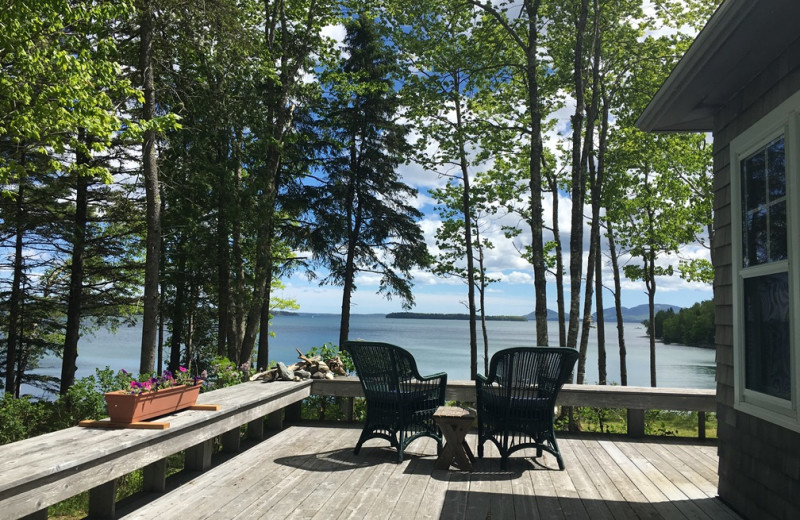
[525,304,682,323]
[386,312,527,322]
[597,304,683,323]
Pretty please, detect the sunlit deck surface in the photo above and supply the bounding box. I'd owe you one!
[118,424,740,520]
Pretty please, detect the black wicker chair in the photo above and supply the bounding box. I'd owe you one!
[476,347,579,470]
[343,341,447,462]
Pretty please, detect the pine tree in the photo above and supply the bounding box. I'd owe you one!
[311,14,429,347]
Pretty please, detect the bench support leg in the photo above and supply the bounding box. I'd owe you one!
[248,417,265,440]
[143,458,167,492]
[185,439,214,471]
[222,428,241,453]
[88,480,117,519]
[20,510,47,520]
[266,410,284,430]
[285,401,302,422]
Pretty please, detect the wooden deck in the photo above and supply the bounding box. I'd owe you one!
[117,424,740,520]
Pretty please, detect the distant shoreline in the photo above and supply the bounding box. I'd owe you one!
[385,312,527,322]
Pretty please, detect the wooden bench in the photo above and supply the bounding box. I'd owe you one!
[0,380,311,520]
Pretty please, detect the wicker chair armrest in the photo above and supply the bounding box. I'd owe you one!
[417,371,447,384]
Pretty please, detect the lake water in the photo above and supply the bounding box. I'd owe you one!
[27,314,716,398]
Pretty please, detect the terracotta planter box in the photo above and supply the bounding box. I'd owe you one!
[104,384,201,423]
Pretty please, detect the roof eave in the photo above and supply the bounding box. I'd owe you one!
[636,0,756,133]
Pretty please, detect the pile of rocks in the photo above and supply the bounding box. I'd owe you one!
[252,348,348,382]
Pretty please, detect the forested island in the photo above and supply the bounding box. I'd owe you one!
[643,300,715,348]
[386,313,527,322]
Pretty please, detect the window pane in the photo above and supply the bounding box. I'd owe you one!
[768,137,786,199]
[743,151,766,210]
[740,134,787,268]
[744,273,791,400]
[744,208,767,266]
[770,201,787,262]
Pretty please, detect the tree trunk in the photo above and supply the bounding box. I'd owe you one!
[240,265,270,367]
[5,178,25,396]
[256,268,273,370]
[139,0,160,374]
[453,83,478,379]
[240,215,274,360]
[170,247,187,370]
[577,229,596,384]
[524,1,548,346]
[566,0,591,351]
[606,219,627,385]
[217,141,232,360]
[646,250,657,387]
[186,282,197,373]
[595,242,606,385]
[61,134,90,394]
[217,193,230,359]
[339,206,361,348]
[594,72,609,386]
[476,232,490,374]
[547,174,566,346]
[231,132,246,355]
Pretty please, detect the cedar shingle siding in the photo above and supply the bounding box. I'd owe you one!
[714,38,800,520]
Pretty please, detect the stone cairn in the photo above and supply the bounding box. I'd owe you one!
[251,348,348,382]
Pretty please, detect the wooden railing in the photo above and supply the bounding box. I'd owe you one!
[0,378,715,520]
[311,378,717,439]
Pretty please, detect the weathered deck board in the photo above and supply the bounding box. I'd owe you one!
[118,425,740,520]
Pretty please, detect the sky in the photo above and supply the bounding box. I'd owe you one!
[275,4,715,317]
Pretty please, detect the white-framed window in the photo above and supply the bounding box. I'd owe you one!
[731,90,800,431]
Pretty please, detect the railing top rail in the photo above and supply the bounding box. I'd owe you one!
[310,378,716,412]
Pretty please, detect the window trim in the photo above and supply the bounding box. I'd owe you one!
[731,90,800,431]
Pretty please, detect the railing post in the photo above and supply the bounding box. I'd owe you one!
[699,411,706,440]
[88,480,117,519]
[627,409,645,437]
[341,397,354,422]
[143,458,167,492]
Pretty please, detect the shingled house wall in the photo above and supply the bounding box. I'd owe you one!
[712,37,800,520]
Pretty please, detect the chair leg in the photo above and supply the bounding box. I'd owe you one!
[354,425,373,455]
[549,432,565,470]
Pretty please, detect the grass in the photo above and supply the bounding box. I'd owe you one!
[555,407,717,438]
